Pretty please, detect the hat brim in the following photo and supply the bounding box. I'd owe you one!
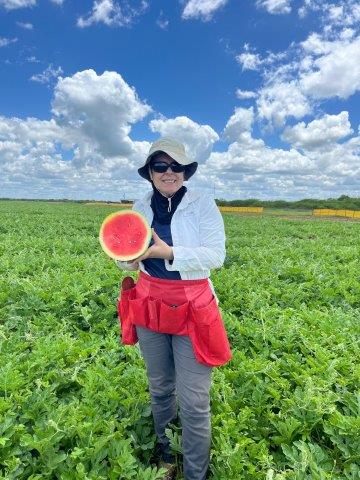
[138,150,198,182]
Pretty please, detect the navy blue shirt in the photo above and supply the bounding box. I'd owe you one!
[142,217,181,279]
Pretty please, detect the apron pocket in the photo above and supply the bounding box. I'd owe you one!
[189,297,231,367]
[119,287,134,320]
[159,301,189,335]
[128,296,148,328]
[148,298,160,332]
[118,286,138,345]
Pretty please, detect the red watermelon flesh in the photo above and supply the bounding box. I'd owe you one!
[99,210,151,261]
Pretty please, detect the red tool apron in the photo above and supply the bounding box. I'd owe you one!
[117,271,232,367]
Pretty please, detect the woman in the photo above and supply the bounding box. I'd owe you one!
[116,136,232,480]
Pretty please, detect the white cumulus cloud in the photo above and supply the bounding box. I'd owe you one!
[77,0,148,28]
[236,51,262,71]
[149,115,219,162]
[299,0,360,27]
[0,36,18,47]
[236,89,257,99]
[16,21,33,29]
[281,111,353,150]
[0,0,36,9]
[30,64,63,84]
[223,107,254,142]
[301,32,334,55]
[1,64,360,201]
[194,107,360,200]
[256,0,292,15]
[156,10,169,29]
[257,81,311,127]
[0,70,155,200]
[182,0,228,21]
[236,44,287,72]
[52,69,152,157]
[247,28,360,128]
[300,36,360,99]
[26,55,40,63]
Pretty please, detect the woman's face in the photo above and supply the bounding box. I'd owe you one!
[149,153,185,197]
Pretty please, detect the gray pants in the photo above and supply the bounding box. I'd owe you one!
[136,326,212,480]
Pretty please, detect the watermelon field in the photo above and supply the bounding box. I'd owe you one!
[0,200,359,480]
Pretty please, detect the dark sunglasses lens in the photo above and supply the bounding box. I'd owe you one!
[151,162,168,173]
[171,163,186,173]
[151,162,185,173]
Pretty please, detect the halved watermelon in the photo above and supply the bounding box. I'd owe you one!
[99,210,151,261]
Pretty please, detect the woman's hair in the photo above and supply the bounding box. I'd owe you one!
[150,152,167,163]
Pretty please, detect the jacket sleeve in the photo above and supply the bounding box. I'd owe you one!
[113,200,141,272]
[164,196,226,272]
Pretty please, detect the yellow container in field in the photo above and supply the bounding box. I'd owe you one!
[345,210,354,217]
[313,208,359,219]
[219,206,263,214]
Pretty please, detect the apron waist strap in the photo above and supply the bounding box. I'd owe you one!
[139,271,208,287]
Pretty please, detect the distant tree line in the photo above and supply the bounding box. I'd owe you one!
[1,195,359,210]
[215,195,360,211]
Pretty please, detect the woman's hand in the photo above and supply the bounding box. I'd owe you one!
[112,258,139,271]
[133,229,174,262]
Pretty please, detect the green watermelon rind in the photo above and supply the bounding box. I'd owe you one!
[99,210,151,261]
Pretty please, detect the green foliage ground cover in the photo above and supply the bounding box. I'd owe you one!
[0,201,359,479]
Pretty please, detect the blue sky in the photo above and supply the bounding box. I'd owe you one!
[1,0,359,200]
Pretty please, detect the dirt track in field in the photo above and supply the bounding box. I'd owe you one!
[227,212,360,223]
[279,215,360,222]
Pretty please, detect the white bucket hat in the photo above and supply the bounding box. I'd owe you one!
[138,136,198,182]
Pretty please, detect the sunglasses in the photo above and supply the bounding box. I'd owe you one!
[150,161,186,173]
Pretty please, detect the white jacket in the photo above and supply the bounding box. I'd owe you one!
[115,188,226,294]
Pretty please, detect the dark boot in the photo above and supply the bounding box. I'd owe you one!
[158,460,176,480]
